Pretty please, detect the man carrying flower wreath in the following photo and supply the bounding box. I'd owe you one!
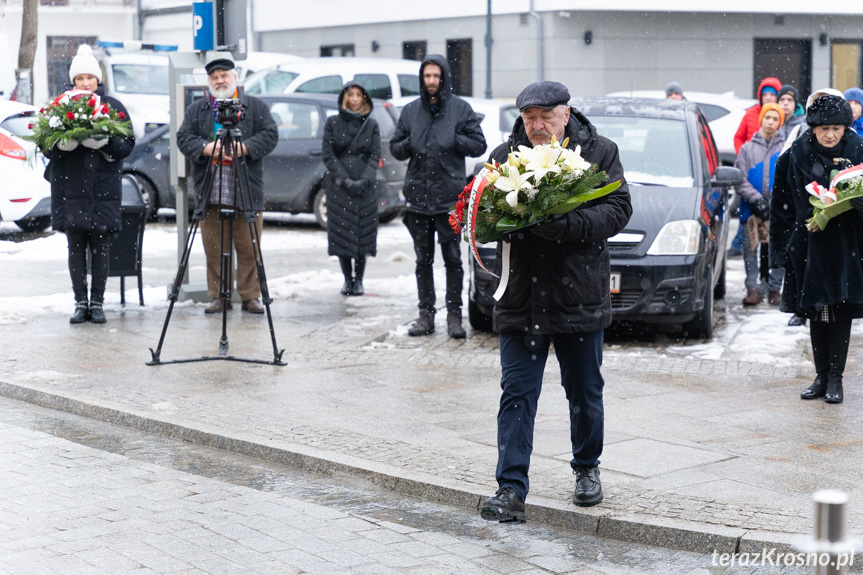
[480,81,631,523]
[40,44,135,324]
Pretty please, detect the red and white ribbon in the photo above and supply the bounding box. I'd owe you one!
[805,163,863,205]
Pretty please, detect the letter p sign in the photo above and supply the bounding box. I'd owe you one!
[192,2,214,52]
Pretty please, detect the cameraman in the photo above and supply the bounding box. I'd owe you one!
[177,58,278,314]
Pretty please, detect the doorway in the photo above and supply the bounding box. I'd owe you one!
[446,39,472,97]
[753,39,812,99]
[832,40,863,93]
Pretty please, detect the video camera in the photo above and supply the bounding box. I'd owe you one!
[215,98,245,127]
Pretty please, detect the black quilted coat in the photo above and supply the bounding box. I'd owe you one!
[487,110,632,334]
[43,85,135,234]
[321,82,381,258]
[770,129,863,318]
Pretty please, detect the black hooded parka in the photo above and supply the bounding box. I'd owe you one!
[487,109,632,334]
[321,81,382,258]
[43,85,135,234]
[390,54,486,215]
[770,130,863,317]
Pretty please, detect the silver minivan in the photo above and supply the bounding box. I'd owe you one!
[243,57,421,100]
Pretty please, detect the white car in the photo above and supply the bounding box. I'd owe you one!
[235,51,303,83]
[0,101,51,232]
[244,57,421,100]
[605,90,757,165]
[387,95,520,178]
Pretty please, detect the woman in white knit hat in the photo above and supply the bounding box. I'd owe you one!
[40,44,136,324]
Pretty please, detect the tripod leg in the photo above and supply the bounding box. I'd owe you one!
[217,208,236,357]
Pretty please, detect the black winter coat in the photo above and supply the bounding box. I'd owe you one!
[769,130,863,318]
[44,86,135,234]
[488,110,632,334]
[176,93,277,210]
[322,82,381,258]
[390,54,486,215]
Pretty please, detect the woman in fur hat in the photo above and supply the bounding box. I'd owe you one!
[41,44,135,324]
[770,95,863,404]
[321,81,381,296]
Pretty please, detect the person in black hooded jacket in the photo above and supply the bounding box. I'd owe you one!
[770,95,863,404]
[390,54,486,338]
[479,82,631,523]
[322,81,381,296]
[42,44,135,324]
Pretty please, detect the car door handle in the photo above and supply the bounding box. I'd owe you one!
[308,150,322,157]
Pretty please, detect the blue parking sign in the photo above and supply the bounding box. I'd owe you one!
[192,2,214,52]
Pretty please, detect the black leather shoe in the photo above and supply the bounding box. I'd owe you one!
[89,305,106,324]
[340,279,353,296]
[351,280,364,296]
[788,315,807,327]
[801,376,827,400]
[480,486,526,523]
[69,304,89,324]
[573,465,603,507]
[825,375,844,404]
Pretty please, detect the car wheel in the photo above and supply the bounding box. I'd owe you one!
[132,176,158,222]
[378,208,404,224]
[14,216,51,232]
[713,257,727,300]
[313,188,328,230]
[468,298,493,332]
[682,282,714,339]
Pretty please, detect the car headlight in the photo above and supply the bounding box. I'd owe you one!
[646,220,702,255]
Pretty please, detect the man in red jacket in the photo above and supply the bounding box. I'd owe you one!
[733,76,782,153]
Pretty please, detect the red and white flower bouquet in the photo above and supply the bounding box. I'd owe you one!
[26,89,132,151]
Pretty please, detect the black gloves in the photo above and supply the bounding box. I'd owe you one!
[345,178,367,194]
[750,197,770,220]
[530,214,569,242]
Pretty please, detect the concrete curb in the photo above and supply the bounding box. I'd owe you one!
[0,379,794,556]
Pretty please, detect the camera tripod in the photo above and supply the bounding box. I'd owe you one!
[148,121,285,366]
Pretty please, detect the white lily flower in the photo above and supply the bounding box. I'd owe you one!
[518,144,562,183]
[559,145,592,176]
[505,190,519,207]
[494,165,533,208]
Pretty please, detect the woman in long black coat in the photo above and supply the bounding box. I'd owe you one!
[770,95,863,404]
[321,81,381,296]
[42,45,135,324]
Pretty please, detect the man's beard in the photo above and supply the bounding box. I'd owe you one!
[529,130,552,145]
[209,82,237,99]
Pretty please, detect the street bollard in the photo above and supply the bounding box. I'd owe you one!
[793,490,858,575]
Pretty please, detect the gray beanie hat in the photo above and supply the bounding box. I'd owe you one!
[68,45,102,83]
[665,82,684,97]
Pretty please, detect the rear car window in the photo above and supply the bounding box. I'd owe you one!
[0,112,36,136]
[268,102,322,140]
[694,103,729,123]
[500,106,519,134]
[354,74,392,100]
[398,74,421,97]
[245,70,299,95]
[295,75,343,94]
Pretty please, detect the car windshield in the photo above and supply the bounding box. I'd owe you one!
[245,70,300,95]
[590,116,693,187]
[111,64,169,95]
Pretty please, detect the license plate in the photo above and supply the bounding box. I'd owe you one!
[610,272,621,294]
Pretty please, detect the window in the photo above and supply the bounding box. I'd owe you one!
[832,40,863,92]
[398,74,421,96]
[354,74,392,100]
[500,106,519,135]
[695,103,729,123]
[112,64,169,95]
[0,112,37,136]
[403,41,427,61]
[245,70,298,95]
[753,39,812,99]
[268,102,321,140]
[321,44,354,57]
[47,35,96,96]
[698,117,719,176]
[295,75,343,94]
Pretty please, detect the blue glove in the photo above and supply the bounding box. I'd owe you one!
[531,214,568,242]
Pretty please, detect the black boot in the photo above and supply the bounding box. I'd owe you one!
[447,309,466,338]
[69,302,89,324]
[825,374,844,404]
[408,310,435,336]
[573,465,603,507]
[800,376,827,400]
[480,486,526,523]
[339,257,353,296]
[351,257,366,296]
[89,302,106,324]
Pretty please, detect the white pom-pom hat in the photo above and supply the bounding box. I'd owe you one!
[68,44,102,83]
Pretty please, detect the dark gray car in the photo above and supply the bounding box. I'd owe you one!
[124,93,406,228]
[469,97,744,338]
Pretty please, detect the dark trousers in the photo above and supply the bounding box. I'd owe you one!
[403,212,463,313]
[810,318,853,378]
[496,331,605,503]
[66,230,112,304]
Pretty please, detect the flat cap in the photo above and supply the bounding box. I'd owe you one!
[516,81,570,112]
[205,58,235,75]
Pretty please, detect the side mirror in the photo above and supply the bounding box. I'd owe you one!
[710,165,744,188]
